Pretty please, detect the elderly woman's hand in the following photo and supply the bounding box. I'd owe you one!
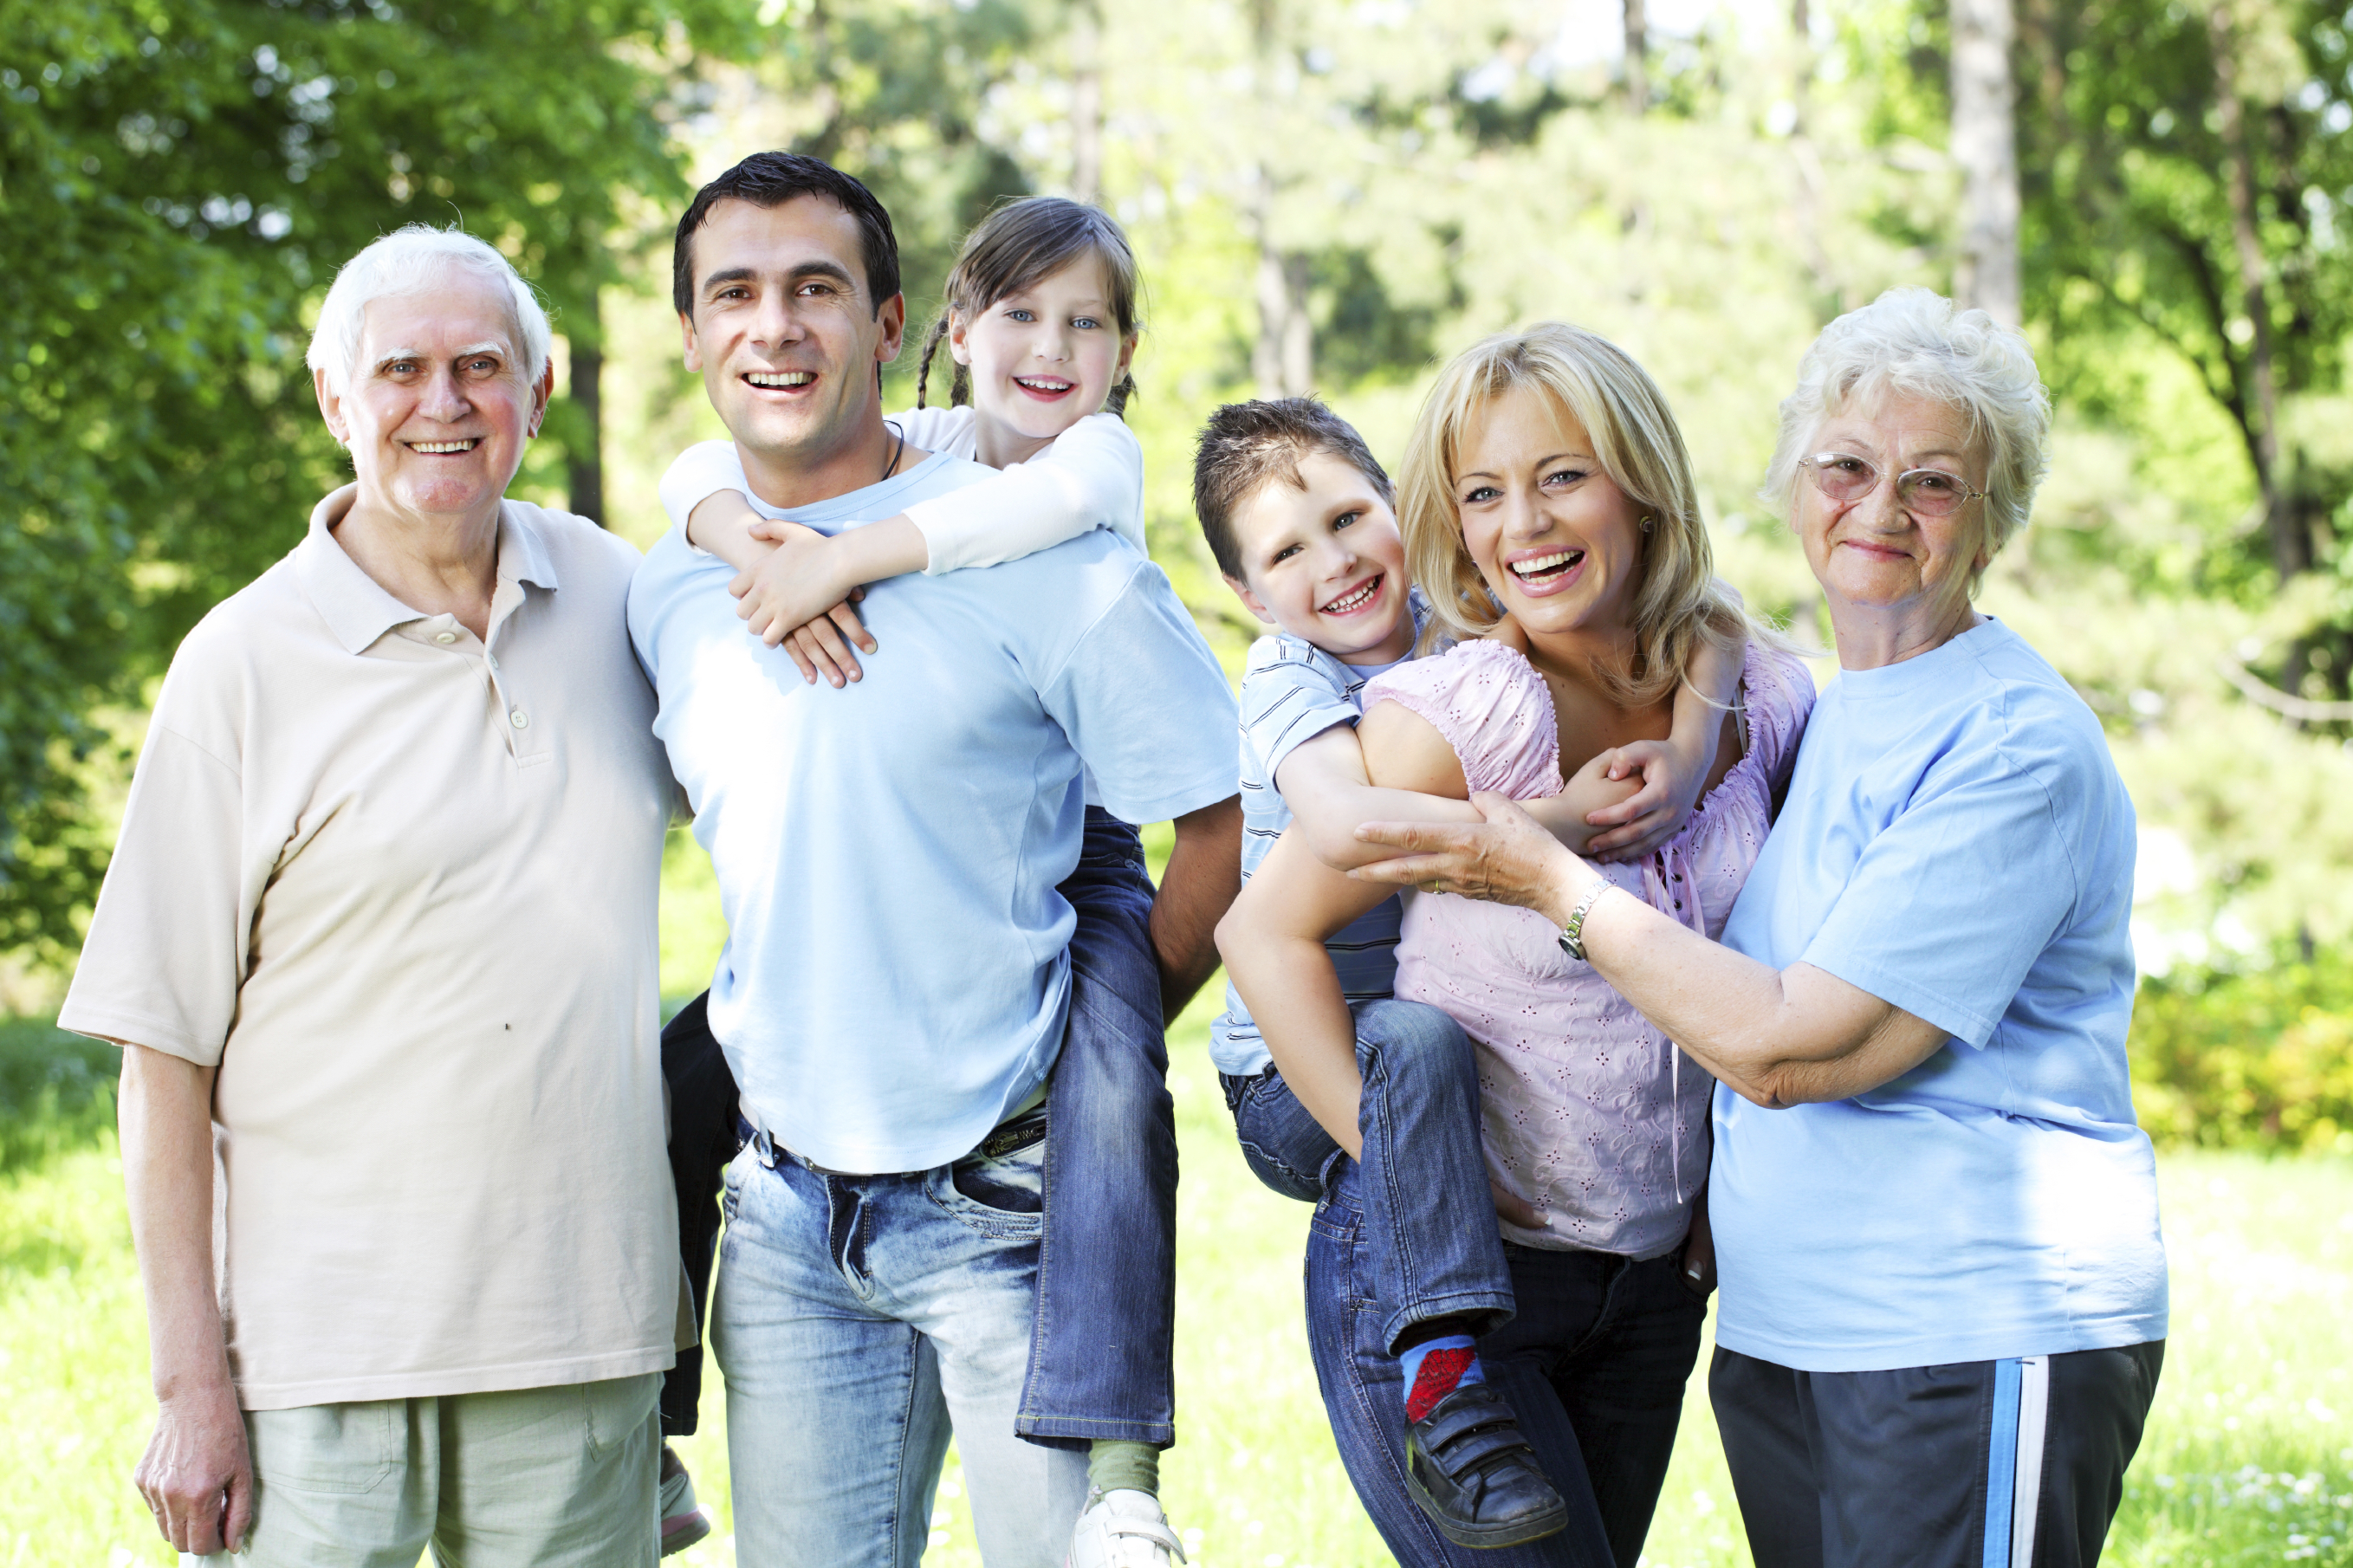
[1349,791,1604,921]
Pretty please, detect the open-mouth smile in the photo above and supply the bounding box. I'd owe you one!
[743,370,817,391]
[1507,548,1585,589]
[1319,574,1385,617]
[1014,375,1075,400]
[405,439,481,455]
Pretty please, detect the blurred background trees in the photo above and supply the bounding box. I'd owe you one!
[9,0,2353,1145]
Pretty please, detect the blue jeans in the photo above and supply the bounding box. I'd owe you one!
[1306,1164,1708,1568]
[1222,997,1517,1352]
[712,1107,1091,1567]
[1022,809,1176,1448]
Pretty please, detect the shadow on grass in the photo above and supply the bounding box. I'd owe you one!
[0,1017,118,1178]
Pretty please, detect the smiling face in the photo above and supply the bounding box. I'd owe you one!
[680,194,905,495]
[949,254,1136,464]
[1796,392,1988,650]
[1223,450,1415,664]
[314,271,549,522]
[1452,386,1648,648]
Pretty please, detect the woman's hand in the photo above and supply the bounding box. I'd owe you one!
[137,1379,253,1554]
[1349,791,1603,922]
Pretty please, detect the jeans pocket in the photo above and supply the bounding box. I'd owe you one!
[250,1401,399,1495]
[932,1110,1047,1240]
[580,1373,660,1458]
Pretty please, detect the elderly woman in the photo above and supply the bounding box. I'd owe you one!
[1355,288,2168,1568]
[61,226,679,1564]
[1222,321,1814,1566]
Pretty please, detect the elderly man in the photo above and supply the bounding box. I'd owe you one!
[63,226,682,1565]
[630,152,1241,1565]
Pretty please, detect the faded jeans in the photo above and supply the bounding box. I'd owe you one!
[711,1106,1090,1568]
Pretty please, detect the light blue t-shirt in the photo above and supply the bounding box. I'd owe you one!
[1209,627,1414,1077]
[1712,618,2168,1372]
[628,450,1239,1174]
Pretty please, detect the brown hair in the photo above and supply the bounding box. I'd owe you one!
[1190,398,1393,580]
[1397,322,1745,707]
[914,197,1141,417]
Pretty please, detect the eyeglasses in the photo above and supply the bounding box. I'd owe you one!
[1799,452,1986,518]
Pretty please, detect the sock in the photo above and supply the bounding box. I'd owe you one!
[1086,1438,1160,1499]
[1399,1333,1485,1422]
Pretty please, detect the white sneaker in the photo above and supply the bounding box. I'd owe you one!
[1066,1487,1187,1568]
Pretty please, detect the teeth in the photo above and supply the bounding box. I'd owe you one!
[1015,377,1072,391]
[745,371,815,387]
[1510,550,1581,578]
[410,440,477,454]
[1321,579,1379,613]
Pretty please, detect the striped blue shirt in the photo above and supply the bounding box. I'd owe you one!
[1209,617,1420,1076]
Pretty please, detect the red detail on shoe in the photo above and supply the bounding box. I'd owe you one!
[1405,1346,1478,1422]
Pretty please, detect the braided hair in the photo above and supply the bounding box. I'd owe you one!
[914,197,1142,418]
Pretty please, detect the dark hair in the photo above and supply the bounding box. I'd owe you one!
[914,197,1142,418]
[672,152,900,318]
[1192,398,1394,580]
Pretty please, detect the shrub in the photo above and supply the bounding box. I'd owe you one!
[0,1017,119,1176]
[2130,960,2353,1154]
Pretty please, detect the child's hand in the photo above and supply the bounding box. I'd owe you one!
[1581,737,1705,862]
[731,522,879,687]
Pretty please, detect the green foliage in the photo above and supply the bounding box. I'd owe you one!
[0,0,755,952]
[0,1017,116,1176]
[2132,958,2353,1155]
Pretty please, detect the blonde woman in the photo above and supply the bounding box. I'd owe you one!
[1352,291,2168,1568]
[1221,322,1813,1565]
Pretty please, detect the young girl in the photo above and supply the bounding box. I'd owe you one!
[656,197,1190,1568]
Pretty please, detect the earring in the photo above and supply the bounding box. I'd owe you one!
[1641,515,1656,532]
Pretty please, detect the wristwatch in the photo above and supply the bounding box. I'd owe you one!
[1555,881,1613,962]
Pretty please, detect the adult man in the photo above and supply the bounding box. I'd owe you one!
[67,226,681,1565]
[630,153,1241,1565]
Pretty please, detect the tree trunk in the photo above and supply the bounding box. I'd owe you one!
[1070,0,1103,204]
[2209,3,2304,580]
[1249,0,1313,396]
[1949,0,2022,327]
[1622,0,1648,114]
[566,287,605,527]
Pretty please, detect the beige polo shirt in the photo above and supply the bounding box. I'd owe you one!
[62,493,682,1411]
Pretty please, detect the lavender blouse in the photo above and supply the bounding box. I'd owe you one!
[1364,638,1814,1259]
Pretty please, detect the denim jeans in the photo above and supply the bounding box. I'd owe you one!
[1306,1160,1708,1568]
[658,809,1176,1449]
[712,1107,1091,1567]
[1222,997,1517,1352]
[1021,808,1176,1448]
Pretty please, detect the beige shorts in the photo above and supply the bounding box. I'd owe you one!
[184,1372,661,1568]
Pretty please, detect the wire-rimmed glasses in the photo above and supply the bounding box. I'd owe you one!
[1799,452,1987,517]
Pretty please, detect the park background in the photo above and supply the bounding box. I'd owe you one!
[8,0,2353,1560]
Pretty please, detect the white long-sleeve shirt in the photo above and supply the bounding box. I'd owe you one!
[655,405,1146,572]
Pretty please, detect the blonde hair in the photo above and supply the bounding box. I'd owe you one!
[1396,321,1744,708]
[1764,287,2049,591]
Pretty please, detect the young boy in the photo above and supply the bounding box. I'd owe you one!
[1193,398,1731,1551]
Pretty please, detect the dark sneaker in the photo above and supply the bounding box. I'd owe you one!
[658,1443,713,1557]
[1403,1383,1570,1549]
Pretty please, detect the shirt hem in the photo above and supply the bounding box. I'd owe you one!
[54,1005,217,1066]
[233,1345,677,1412]
[1713,1310,2170,1373]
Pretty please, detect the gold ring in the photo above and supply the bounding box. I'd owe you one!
[1423,879,1442,894]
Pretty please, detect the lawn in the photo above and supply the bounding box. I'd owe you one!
[4,1001,2353,1566]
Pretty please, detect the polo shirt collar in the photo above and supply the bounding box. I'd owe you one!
[295,488,559,655]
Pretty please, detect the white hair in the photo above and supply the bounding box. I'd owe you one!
[306,224,552,395]
[1765,287,2051,580]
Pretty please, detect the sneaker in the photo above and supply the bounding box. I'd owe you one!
[659,1443,713,1557]
[1066,1487,1187,1568]
[1403,1383,1569,1549]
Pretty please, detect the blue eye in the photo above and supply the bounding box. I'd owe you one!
[1007,308,1035,322]
[1073,315,1101,330]
[1462,485,1500,504]
[1333,510,1360,530]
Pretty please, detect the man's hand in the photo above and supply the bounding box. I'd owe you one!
[1151,795,1243,1021]
[137,1379,253,1554]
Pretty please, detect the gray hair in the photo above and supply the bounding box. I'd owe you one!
[1765,287,2050,580]
[306,224,552,396]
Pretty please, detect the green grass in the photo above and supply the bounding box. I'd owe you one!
[7,999,2353,1565]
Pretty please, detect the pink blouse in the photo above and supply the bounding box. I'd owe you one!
[1363,639,1815,1259]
